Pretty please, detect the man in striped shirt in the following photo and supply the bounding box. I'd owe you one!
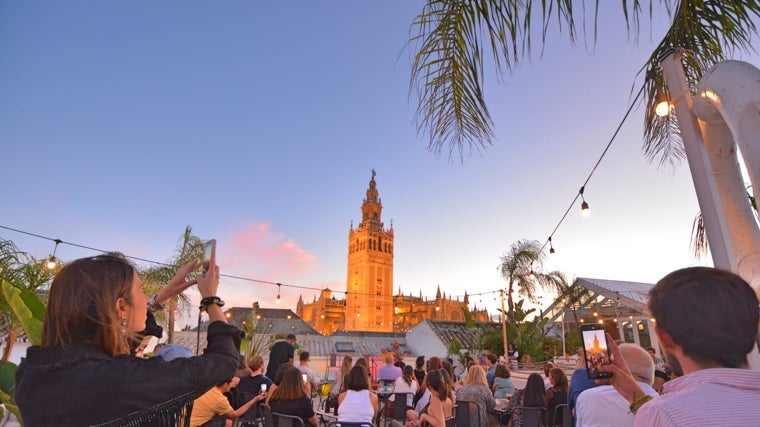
[601,267,760,427]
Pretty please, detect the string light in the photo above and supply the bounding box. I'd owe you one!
[548,236,555,255]
[534,82,645,261]
[276,283,282,304]
[46,239,62,269]
[579,186,591,217]
[655,89,670,117]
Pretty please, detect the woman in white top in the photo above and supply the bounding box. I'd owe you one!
[390,365,419,409]
[338,365,378,424]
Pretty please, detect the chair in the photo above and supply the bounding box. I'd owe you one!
[453,399,484,427]
[550,403,571,427]
[236,392,266,427]
[444,416,455,427]
[512,406,547,427]
[388,392,413,423]
[270,411,306,427]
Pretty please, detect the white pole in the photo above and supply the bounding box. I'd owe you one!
[660,52,736,271]
[692,60,760,292]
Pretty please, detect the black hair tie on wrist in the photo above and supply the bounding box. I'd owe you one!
[199,296,225,311]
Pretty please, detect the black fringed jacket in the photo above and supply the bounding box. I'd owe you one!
[15,321,241,427]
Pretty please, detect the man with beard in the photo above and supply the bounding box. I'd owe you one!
[602,267,760,426]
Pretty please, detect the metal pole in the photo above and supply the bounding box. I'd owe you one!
[500,290,508,360]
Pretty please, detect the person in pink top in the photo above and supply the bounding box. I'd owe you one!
[601,267,760,426]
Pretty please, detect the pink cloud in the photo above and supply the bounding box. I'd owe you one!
[219,222,319,282]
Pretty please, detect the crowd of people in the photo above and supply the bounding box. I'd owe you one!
[11,245,760,427]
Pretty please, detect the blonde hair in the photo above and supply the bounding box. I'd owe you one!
[463,365,487,386]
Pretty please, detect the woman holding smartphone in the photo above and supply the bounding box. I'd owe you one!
[15,249,241,427]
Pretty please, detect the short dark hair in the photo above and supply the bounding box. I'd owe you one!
[286,334,297,341]
[486,354,497,364]
[300,351,309,361]
[649,267,759,368]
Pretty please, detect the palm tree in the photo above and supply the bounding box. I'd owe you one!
[498,239,567,322]
[139,226,205,344]
[410,1,760,162]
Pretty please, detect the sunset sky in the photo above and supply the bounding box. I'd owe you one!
[3,2,756,328]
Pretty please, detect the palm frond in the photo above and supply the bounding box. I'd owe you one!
[690,212,709,259]
[411,0,760,163]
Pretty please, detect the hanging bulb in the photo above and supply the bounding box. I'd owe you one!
[655,89,670,117]
[46,239,62,270]
[435,305,440,312]
[529,270,536,280]
[275,283,282,304]
[548,236,555,255]
[579,186,591,217]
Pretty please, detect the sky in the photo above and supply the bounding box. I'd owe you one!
[3,2,758,329]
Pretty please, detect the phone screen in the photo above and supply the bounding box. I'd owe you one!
[581,326,613,379]
[202,239,216,271]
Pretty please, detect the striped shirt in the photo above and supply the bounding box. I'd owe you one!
[634,368,760,426]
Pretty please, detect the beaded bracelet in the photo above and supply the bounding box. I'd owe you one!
[147,294,166,313]
[200,296,225,310]
[628,393,654,414]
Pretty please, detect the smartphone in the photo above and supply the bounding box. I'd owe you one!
[302,373,308,383]
[202,239,216,271]
[260,383,267,393]
[580,324,613,379]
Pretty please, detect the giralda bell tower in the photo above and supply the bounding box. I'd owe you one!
[344,170,394,332]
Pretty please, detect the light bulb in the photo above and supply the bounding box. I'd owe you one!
[581,201,591,217]
[276,294,281,304]
[46,256,57,270]
[655,100,670,117]
[529,270,536,280]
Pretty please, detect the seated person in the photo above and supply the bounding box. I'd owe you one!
[408,369,453,427]
[492,363,516,398]
[338,365,378,424]
[267,367,318,426]
[389,365,419,410]
[503,373,546,427]
[238,355,273,394]
[545,368,568,426]
[455,365,499,427]
[190,376,266,427]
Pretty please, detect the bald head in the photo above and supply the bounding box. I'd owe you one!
[618,344,655,385]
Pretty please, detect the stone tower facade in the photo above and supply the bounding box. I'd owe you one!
[295,170,490,334]
[344,170,394,332]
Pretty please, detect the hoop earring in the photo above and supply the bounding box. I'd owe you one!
[121,314,127,336]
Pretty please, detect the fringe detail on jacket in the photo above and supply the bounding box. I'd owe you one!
[90,392,195,427]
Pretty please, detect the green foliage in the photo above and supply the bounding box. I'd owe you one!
[241,303,274,359]
[447,338,471,368]
[1,280,45,346]
[462,307,476,329]
[478,327,503,356]
[0,361,19,421]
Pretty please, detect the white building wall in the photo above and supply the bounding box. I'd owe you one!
[406,320,448,358]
